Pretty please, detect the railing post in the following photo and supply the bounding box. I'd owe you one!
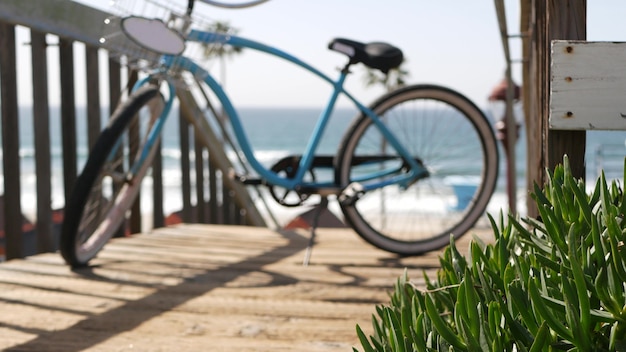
[179,106,193,223]
[108,58,121,114]
[86,45,101,149]
[208,158,219,223]
[152,140,165,228]
[545,1,587,178]
[195,141,207,223]
[125,70,142,235]
[59,38,78,201]
[0,22,23,259]
[31,29,54,253]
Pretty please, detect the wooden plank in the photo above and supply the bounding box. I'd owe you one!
[209,157,219,223]
[152,140,165,228]
[551,40,626,130]
[128,97,142,235]
[59,38,78,200]
[0,22,23,259]
[0,1,159,65]
[0,0,111,47]
[522,1,587,219]
[31,29,54,253]
[179,109,193,223]
[108,58,122,115]
[0,224,494,351]
[545,1,587,182]
[86,45,102,148]
[195,141,207,223]
[223,186,233,224]
[124,71,143,235]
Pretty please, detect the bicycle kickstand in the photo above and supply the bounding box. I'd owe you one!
[302,196,329,266]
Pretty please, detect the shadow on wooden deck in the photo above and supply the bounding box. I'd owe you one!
[0,224,493,351]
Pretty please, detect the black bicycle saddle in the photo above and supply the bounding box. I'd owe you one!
[328,38,403,73]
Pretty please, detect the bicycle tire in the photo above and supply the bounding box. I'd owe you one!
[60,85,164,267]
[336,84,499,256]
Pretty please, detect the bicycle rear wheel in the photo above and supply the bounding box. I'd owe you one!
[60,85,164,267]
[336,84,499,256]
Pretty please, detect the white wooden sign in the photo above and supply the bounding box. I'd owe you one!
[550,40,626,130]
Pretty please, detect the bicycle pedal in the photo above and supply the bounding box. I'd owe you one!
[240,177,264,186]
[229,170,265,186]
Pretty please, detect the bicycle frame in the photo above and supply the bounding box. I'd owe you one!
[129,29,428,192]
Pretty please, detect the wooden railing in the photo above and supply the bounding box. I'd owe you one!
[0,1,267,260]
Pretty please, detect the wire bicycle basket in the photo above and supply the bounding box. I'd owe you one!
[99,0,231,73]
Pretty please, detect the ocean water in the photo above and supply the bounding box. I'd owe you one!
[6,106,626,225]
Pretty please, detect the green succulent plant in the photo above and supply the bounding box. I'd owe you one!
[355,155,626,351]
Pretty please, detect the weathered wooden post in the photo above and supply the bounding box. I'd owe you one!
[521,1,586,218]
[545,2,587,177]
[0,22,23,259]
[31,29,55,253]
[59,37,78,201]
[86,45,102,149]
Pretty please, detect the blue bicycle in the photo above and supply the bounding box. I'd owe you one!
[60,0,499,267]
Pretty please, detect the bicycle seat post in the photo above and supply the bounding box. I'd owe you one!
[302,196,329,266]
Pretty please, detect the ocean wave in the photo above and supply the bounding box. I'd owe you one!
[8,105,626,223]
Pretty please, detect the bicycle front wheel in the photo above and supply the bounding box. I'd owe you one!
[60,85,164,267]
[336,84,499,256]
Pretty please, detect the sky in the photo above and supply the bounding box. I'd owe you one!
[13,1,626,110]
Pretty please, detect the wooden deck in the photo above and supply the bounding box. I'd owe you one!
[0,224,493,351]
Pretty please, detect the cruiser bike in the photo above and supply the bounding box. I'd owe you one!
[60,0,499,267]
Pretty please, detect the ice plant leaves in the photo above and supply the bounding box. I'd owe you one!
[355,156,626,351]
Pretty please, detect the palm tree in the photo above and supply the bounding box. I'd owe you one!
[197,20,245,129]
[363,61,410,92]
[201,20,243,87]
